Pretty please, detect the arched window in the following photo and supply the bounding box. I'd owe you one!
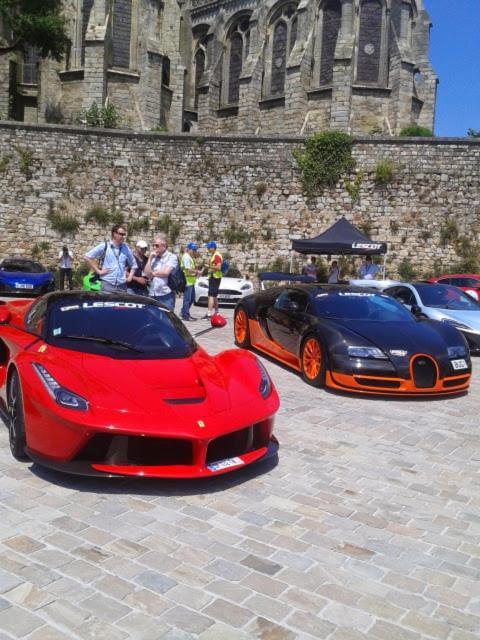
[318,0,342,86]
[225,18,251,104]
[81,0,94,66]
[112,0,133,69]
[356,0,384,84]
[268,4,298,97]
[194,47,206,108]
[22,45,39,84]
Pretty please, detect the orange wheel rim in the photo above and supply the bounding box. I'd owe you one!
[303,338,321,379]
[235,310,247,343]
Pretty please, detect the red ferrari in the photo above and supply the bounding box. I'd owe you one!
[0,292,279,478]
[427,274,480,302]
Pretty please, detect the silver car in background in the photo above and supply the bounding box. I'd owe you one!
[383,282,480,354]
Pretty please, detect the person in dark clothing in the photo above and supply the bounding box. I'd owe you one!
[58,245,74,290]
[127,240,149,295]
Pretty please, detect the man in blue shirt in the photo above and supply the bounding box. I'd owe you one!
[358,255,380,280]
[85,224,136,293]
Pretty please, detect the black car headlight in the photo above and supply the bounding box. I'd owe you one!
[197,281,208,289]
[241,283,252,291]
[32,363,89,411]
[255,358,272,398]
[348,346,388,359]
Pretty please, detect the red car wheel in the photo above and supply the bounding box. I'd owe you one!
[8,371,29,461]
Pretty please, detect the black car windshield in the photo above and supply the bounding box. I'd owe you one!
[46,298,196,359]
[313,291,414,322]
[415,284,480,310]
[1,259,46,273]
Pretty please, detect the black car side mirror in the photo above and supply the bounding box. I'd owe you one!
[411,304,423,317]
[283,300,299,312]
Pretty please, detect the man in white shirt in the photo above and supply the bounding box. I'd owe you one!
[143,233,178,311]
[358,255,379,280]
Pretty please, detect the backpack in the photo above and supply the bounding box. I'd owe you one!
[220,258,229,276]
[168,263,187,293]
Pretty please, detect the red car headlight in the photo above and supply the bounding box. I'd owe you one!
[256,358,272,399]
[32,363,89,411]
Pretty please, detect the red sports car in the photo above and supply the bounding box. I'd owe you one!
[427,274,480,302]
[0,292,279,478]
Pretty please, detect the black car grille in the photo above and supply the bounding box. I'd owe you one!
[206,424,269,463]
[355,377,401,389]
[411,355,437,388]
[219,290,242,296]
[443,376,469,388]
[74,434,193,466]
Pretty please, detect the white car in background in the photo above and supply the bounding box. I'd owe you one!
[194,268,254,306]
[349,279,401,290]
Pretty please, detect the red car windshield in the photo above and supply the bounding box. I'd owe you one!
[46,299,196,359]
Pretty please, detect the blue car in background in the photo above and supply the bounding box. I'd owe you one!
[0,257,55,297]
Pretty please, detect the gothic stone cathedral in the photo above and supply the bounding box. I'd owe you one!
[2,0,437,135]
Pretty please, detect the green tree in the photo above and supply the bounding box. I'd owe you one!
[467,128,480,138]
[0,1,70,60]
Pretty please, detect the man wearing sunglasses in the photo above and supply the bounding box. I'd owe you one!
[85,224,136,293]
[143,233,178,311]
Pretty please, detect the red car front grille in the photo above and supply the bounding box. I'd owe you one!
[206,423,270,464]
[74,434,193,466]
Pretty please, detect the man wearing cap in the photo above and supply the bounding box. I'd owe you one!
[127,240,149,295]
[205,240,223,319]
[180,242,199,321]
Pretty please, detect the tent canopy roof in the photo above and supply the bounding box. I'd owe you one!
[291,217,387,255]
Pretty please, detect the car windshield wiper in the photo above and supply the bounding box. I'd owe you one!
[56,334,144,353]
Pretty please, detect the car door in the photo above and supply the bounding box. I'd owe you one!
[266,289,311,353]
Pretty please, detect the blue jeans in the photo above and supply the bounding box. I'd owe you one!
[181,285,194,318]
[153,292,175,311]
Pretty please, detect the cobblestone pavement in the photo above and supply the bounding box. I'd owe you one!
[1,306,479,639]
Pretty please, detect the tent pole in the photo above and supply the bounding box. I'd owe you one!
[382,252,387,279]
[289,251,293,273]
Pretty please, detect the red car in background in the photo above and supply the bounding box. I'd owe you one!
[0,292,279,478]
[427,274,480,302]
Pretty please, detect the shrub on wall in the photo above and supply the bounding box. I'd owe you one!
[375,159,396,185]
[85,205,111,226]
[293,131,355,196]
[77,102,119,128]
[128,218,150,234]
[397,257,417,281]
[48,201,79,235]
[155,214,181,245]
[399,125,433,137]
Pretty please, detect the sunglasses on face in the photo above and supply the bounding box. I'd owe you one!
[116,231,126,236]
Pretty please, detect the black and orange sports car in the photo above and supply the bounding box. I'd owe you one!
[234,285,471,395]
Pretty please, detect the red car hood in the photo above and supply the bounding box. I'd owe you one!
[77,349,231,414]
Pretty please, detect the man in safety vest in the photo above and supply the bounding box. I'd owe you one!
[205,240,222,319]
[180,242,199,321]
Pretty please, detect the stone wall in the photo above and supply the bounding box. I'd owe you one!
[0,121,479,279]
